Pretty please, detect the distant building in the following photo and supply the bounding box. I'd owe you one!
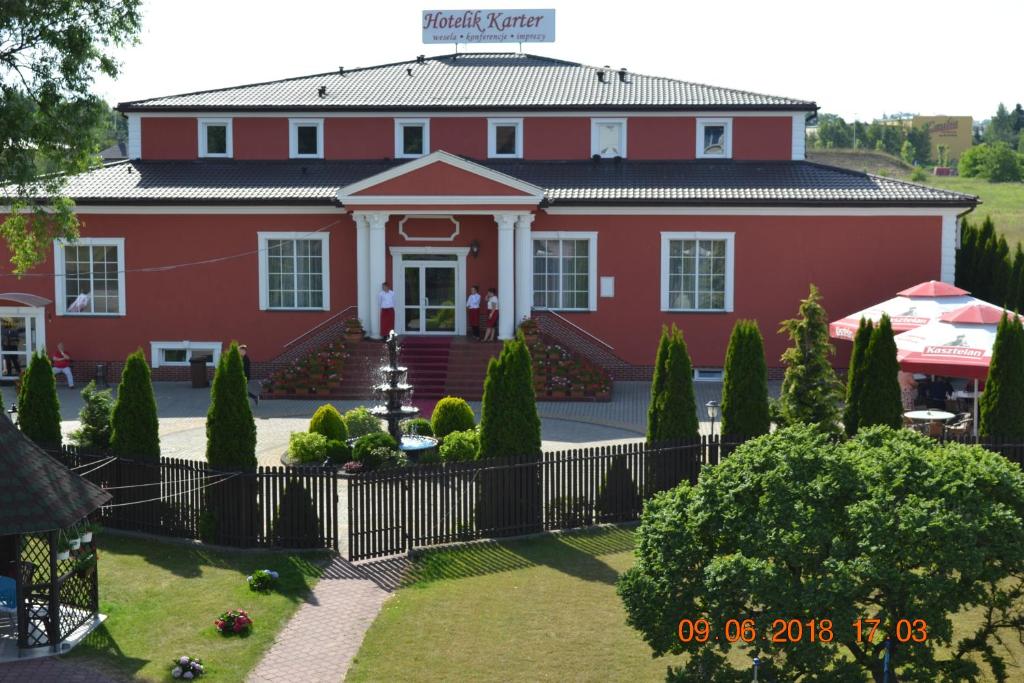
[911,116,973,163]
[99,142,127,163]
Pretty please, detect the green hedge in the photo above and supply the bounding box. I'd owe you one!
[439,429,479,462]
[431,397,475,439]
[309,404,347,441]
[353,432,397,469]
[343,406,384,438]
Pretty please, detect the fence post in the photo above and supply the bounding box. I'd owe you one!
[404,470,413,557]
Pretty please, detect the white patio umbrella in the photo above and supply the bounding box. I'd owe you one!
[829,280,976,341]
[893,302,1010,436]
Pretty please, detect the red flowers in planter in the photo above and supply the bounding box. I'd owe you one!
[215,609,252,635]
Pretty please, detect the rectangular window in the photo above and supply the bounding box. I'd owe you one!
[591,118,626,158]
[198,118,232,157]
[258,232,330,311]
[696,118,732,158]
[488,118,523,158]
[660,232,735,312]
[289,119,324,158]
[531,232,597,311]
[54,238,126,316]
[150,341,222,368]
[395,119,429,158]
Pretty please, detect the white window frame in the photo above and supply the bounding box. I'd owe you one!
[660,231,735,312]
[257,231,330,311]
[289,118,324,159]
[487,118,523,159]
[590,118,627,158]
[394,118,430,158]
[694,368,724,382]
[198,118,233,158]
[531,231,598,312]
[150,341,222,368]
[696,117,733,159]
[54,237,127,316]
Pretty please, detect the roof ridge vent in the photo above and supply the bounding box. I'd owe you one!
[338,66,344,75]
[317,85,327,98]
[416,54,425,63]
[406,67,413,76]
[618,67,629,83]
[596,69,606,83]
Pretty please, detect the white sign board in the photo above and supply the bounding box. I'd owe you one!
[422,9,556,44]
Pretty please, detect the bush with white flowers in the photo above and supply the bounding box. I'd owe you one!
[171,655,203,679]
[247,568,279,592]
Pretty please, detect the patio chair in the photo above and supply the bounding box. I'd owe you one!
[944,414,973,439]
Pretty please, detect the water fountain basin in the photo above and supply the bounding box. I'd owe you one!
[368,405,419,418]
[398,434,439,452]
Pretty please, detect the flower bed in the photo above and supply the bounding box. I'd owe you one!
[260,340,349,398]
[215,609,253,635]
[520,320,611,402]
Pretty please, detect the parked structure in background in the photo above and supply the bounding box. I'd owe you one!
[910,116,973,163]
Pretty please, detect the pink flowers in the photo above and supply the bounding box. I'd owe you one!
[215,609,252,635]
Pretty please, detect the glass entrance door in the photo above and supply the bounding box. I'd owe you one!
[403,264,457,333]
[0,309,43,379]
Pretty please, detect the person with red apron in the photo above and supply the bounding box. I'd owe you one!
[466,285,481,339]
[51,342,73,388]
[379,282,395,338]
[483,288,499,343]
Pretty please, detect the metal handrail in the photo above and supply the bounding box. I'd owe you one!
[534,308,615,351]
[282,305,357,348]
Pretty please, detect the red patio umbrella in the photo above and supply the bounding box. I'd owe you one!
[829,281,975,341]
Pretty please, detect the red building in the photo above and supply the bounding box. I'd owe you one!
[1,53,976,381]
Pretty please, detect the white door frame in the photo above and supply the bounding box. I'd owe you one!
[390,247,469,335]
[0,306,46,378]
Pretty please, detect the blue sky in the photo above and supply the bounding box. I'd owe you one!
[95,0,1018,122]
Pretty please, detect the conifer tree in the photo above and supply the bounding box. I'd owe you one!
[955,218,976,292]
[778,285,843,433]
[856,314,903,430]
[652,328,699,442]
[17,352,61,447]
[478,336,541,459]
[646,325,671,442]
[478,347,508,460]
[206,342,257,470]
[842,317,874,436]
[720,319,770,439]
[110,349,160,458]
[1007,244,1024,311]
[980,313,1024,439]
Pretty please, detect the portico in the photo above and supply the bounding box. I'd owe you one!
[338,151,545,340]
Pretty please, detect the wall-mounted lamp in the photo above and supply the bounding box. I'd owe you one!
[470,240,480,258]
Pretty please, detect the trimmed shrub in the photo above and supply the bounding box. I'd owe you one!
[646,326,671,442]
[288,432,328,464]
[18,352,61,447]
[205,343,256,470]
[110,349,160,458]
[843,317,874,436]
[343,406,384,438]
[720,319,770,439]
[857,314,903,430]
[479,338,540,460]
[69,380,114,450]
[980,312,1024,438]
[594,454,642,523]
[374,447,407,469]
[431,397,475,439]
[272,480,322,548]
[309,404,347,441]
[353,432,397,469]
[325,438,352,465]
[650,326,699,442]
[401,417,434,437]
[439,428,479,462]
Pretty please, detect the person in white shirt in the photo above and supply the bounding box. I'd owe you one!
[482,287,498,342]
[379,283,395,338]
[466,285,482,339]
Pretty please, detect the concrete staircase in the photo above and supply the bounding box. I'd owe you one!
[441,338,501,400]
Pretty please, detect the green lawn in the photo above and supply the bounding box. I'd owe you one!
[64,533,324,681]
[348,527,1024,682]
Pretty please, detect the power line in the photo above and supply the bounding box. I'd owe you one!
[101,472,241,508]
[69,456,116,476]
[99,471,233,490]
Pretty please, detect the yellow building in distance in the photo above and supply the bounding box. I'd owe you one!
[911,116,973,163]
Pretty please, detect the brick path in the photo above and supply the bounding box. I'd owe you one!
[0,658,115,682]
[246,556,408,682]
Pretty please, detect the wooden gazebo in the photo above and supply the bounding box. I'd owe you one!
[0,417,110,658]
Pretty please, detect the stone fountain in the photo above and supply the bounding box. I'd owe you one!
[369,331,438,456]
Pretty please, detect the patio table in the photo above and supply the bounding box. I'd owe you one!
[904,410,955,434]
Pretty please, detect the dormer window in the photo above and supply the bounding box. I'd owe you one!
[198,118,232,157]
[488,118,523,158]
[289,118,323,159]
[591,118,626,158]
[697,118,732,158]
[395,119,430,158]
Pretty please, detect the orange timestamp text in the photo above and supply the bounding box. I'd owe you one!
[677,618,928,644]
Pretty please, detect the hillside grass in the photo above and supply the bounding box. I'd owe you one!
[809,149,1024,245]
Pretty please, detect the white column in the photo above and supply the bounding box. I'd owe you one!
[366,213,389,339]
[494,214,517,340]
[514,213,535,328]
[353,214,370,329]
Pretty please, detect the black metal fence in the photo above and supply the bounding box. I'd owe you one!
[347,437,736,561]
[52,447,339,550]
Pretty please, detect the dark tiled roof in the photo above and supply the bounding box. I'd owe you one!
[49,159,978,207]
[118,53,815,112]
[0,419,110,535]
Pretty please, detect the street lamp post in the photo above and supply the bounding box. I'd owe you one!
[705,400,720,438]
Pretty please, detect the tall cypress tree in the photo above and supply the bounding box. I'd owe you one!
[652,328,699,442]
[720,319,770,439]
[206,342,256,470]
[17,352,61,447]
[110,349,160,459]
[856,314,903,430]
[646,325,671,442]
[778,284,843,434]
[1007,244,1024,311]
[955,218,976,292]
[980,313,1024,439]
[509,336,541,457]
[478,343,510,459]
[842,317,874,436]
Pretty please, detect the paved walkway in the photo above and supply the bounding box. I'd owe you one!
[247,556,408,683]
